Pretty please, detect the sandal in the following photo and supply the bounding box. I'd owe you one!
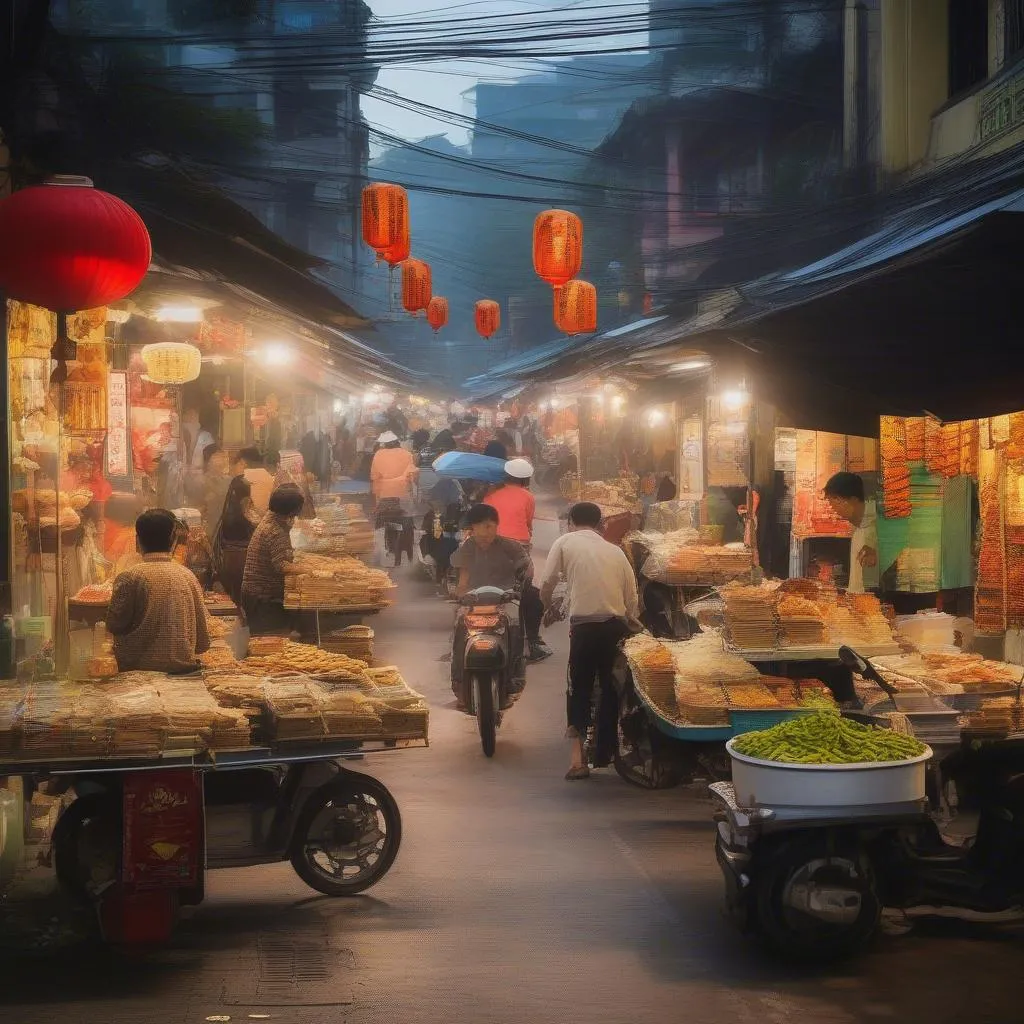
[565,766,590,781]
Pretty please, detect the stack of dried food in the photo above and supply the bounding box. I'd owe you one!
[722,582,780,649]
[243,639,374,688]
[342,504,375,556]
[362,667,429,736]
[284,553,395,609]
[874,651,1021,694]
[964,696,1021,736]
[652,544,752,586]
[322,625,375,663]
[777,595,827,647]
[623,632,678,713]
[158,676,251,748]
[292,505,350,555]
[104,675,170,756]
[71,582,113,605]
[671,633,759,725]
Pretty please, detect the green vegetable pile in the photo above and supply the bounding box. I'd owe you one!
[732,712,928,765]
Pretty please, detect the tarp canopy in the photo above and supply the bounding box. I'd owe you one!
[432,451,508,483]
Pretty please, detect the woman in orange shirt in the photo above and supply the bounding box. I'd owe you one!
[370,431,419,566]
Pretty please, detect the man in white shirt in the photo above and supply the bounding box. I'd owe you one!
[824,472,880,593]
[539,501,640,780]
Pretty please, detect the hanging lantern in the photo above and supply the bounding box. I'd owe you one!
[426,296,449,332]
[0,176,152,312]
[533,209,583,288]
[141,342,202,384]
[475,299,500,340]
[362,183,410,266]
[401,259,432,315]
[554,280,597,336]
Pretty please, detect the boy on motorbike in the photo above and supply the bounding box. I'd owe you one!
[449,503,532,708]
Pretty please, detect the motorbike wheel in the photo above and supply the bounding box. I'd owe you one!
[753,834,880,963]
[611,693,682,790]
[472,672,498,757]
[53,793,122,904]
[290,773,402,897]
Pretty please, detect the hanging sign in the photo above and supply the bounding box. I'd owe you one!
[106,371,129,477]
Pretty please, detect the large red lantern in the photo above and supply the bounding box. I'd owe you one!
[475,299,500,340]
[555,280,597,335]
[0,176,151,312]
[426,296,448,332]
[401,259,432,315]
[362,183,410,267]
[533,209,583,288]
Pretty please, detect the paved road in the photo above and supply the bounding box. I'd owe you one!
[1,513,1022,1024]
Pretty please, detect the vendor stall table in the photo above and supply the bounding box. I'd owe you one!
[282,602,383,646]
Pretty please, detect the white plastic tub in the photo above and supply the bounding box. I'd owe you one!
[726,737,933,809]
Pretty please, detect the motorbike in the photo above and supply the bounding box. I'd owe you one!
[418,505,462,597]
[51,759,402,903]
[452,585,525,757]
[710,646,1024,962]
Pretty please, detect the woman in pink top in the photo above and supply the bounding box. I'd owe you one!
[486,459,552,662]
[371,431,419,565]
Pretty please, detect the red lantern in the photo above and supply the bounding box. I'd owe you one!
[554,280,597,335]
[426,296,448,332]
[401,259,432,315]
[362,183,410,267]
[475,299,500,340]
[533,209,583,288]
[0,176,151,312]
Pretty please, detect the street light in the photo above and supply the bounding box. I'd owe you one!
[263,343,293,366]
[156,306,203,323]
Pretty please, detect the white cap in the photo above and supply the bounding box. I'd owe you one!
[378,431,399,444]
[505,458,535,479]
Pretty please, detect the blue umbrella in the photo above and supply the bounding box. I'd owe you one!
[432,451,508,483]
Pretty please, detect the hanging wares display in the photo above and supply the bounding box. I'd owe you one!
[401,258,432,315]
[141,342,203,384]
[426,296,449,332]
[475,299,500,339]
[361,183,410,266]
[533,210,583,288]
[554,279,597,335]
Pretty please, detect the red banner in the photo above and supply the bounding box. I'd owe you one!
[122,770,204,891]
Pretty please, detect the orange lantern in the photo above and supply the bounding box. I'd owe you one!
[475,299,500,339]
[362,183,410,266]
[426,296,448,332]
[533,209,583,288]
[554,280,597,335]
[401,259,432,315]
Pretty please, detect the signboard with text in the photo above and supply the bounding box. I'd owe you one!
[106,371,129,477]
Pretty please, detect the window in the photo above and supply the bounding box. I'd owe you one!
[948,0,989,97]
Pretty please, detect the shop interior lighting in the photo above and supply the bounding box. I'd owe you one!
[646,408,667,427]
[670,358,711,373]
[721,389,750,411]
[611,395,626,412]
[550,397,562,410]
[263,343,293,366]
[155,306,203,323]
[333,399,344,413]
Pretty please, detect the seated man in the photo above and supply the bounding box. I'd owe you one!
[449,503,531,707]
[107,508,212,673]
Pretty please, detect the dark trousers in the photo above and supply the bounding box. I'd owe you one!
[567,618,628,763]
[521,583,544,642]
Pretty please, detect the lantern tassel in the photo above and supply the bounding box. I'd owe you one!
[49,313,77,386]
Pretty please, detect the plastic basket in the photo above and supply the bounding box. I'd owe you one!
[729,708,815,735]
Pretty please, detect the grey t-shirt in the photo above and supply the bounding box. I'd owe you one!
[451,536,530,592]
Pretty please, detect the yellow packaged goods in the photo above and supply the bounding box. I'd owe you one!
[248,636,288,657]
[623,633,678,710]
[675,685,729,725]
[725,685,782,709]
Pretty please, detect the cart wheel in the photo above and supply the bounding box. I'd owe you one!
[613,707,682,790]
[753,834,880,962]
[53,793,122,904]
[290,773,402,896]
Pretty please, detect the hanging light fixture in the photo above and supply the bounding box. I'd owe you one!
[426,296,449,332]
[475,299,500,340]
[533,209,583,288]
[554,280,598,335]
[141,342,203,384]
[362,183,410,267]
[401,259,432,315]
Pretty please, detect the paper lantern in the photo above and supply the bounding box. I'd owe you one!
[401,259,432,315]
[426,296,449,332]
[0,176,151,312]
[533,209,583,288]
[554,280,597,335]
[362,183,410,267]
[141,342,202,384]
[475,299,500,340]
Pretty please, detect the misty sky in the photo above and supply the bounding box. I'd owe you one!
[363,0,648,148]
